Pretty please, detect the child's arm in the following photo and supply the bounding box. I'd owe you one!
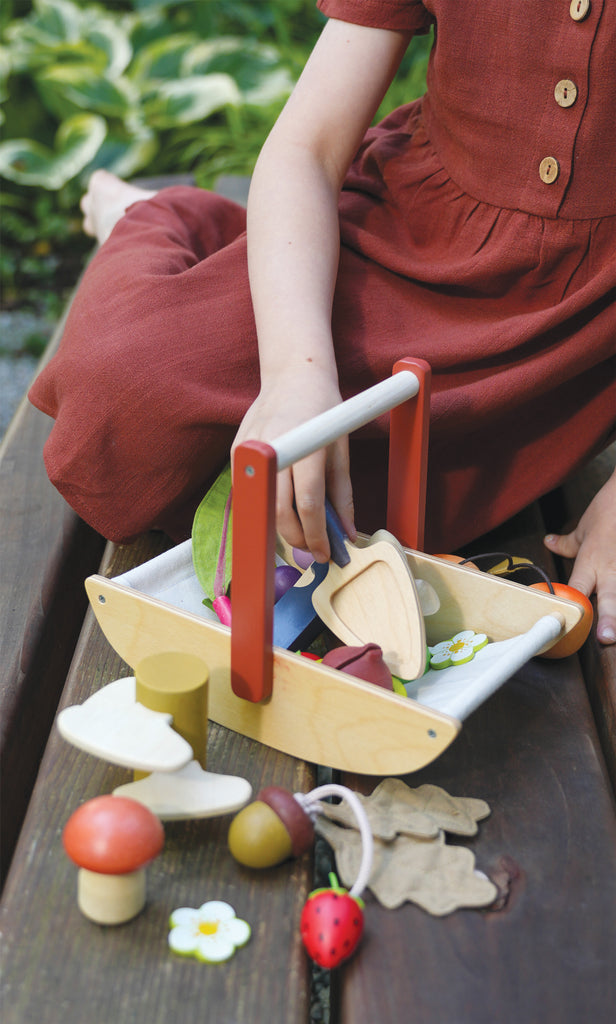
[233,18,413,562]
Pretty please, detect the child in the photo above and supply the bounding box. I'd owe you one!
[29,0,615,642]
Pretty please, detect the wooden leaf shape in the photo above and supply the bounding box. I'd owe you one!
[317,818,497,915]
[319,779,490,841]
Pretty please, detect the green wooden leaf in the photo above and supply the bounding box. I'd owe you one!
[192,463,233,601]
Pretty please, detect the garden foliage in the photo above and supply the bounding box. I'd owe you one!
[0,0,430,308]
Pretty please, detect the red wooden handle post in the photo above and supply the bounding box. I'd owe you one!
[387,358,431,551]
[231,441,277,701]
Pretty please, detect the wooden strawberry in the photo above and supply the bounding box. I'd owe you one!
[300,872,364,968]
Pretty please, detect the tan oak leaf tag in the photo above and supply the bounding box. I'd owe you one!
[316,817,497,915]
[318,778,491,841]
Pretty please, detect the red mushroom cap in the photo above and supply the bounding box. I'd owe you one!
[63,795,164,874]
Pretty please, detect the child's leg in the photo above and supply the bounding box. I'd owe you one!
[29,184,258,543]
[80,170,158,245]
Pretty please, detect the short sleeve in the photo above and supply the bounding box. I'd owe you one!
[317,0,433,34]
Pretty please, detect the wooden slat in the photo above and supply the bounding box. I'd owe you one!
[541,443,616,790]
[0,306,106,883]
[1,536,316,1024]
[0,174,250,884]
[336,507,616,1024]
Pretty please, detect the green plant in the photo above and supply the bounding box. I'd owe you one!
[0,1,430,309]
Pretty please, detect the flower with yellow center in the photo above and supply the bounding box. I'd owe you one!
[429,630,488,670]
[168,901,251,962]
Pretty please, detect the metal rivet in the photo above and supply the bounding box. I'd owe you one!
[428,728,437,739]
[244,465,255,477]
[98,594,106,604]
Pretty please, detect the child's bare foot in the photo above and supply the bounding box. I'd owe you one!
[80,169,157,245]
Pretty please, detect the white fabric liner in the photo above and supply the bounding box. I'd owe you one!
[405,615,562,720]
[114,540,562,722]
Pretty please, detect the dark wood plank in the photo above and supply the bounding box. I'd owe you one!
[1,535,316,1024]
[0,175,250,884]
[335,508,616,1024]
[541,443,616,789]
[0,308,106,882]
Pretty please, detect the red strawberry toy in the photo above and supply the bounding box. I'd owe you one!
[300,872,364,968]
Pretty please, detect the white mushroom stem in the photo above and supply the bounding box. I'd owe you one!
[77,867,147,925]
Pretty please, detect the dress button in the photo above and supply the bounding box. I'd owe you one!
[570,0,591,21]
[554,79,578,107]
[539,157,560,184]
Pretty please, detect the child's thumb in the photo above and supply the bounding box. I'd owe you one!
[543,531,580,560]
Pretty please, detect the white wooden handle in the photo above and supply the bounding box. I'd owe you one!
[272,370,419,471]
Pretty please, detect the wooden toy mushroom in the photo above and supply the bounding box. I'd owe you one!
[63,795,164,925]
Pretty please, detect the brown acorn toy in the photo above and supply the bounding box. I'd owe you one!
[228,786,315,868]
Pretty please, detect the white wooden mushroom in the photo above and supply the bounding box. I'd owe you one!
[56,676,194,772]
[113,760,252,820]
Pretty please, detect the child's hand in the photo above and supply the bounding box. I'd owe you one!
[544,471,616,644]
[232,366,356,563]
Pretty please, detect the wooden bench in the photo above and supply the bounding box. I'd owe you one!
[2,179,614,1024]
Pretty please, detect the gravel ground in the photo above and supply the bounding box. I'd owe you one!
[0,311,54,439]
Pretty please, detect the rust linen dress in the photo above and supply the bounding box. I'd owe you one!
[29,0,616,550]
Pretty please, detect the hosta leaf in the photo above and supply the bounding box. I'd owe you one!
[89,126,158,180]
[37,65,137,119]
[182,37,294,102]
[129,33,200,83]
[142,75,240,129]
[0,112,105,188]
[29,0,81,45]
[83,20,132,78]
[242,68,294,107]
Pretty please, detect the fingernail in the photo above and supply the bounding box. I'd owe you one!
[544,534,556,545]
[598,626,616,644]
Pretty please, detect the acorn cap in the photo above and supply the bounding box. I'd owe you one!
[63,795,164,875]
[257,787,314,856]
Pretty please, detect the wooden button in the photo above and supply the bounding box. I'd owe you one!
[554,79,578,108]
[570,0,591,21]
[539,157,560,184]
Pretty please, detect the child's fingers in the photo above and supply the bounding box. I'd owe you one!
[595,582,616,645]
[325,440,356,542]
[275,468,307,553]
[287,452,330,563]
[543,530,582,560]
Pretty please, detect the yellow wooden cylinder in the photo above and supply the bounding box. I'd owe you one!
[135,651,209,769]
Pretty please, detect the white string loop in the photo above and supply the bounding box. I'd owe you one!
[294,784,373,900]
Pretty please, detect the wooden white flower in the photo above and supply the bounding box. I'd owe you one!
[168,901,251,963]
[428,630,488,670]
